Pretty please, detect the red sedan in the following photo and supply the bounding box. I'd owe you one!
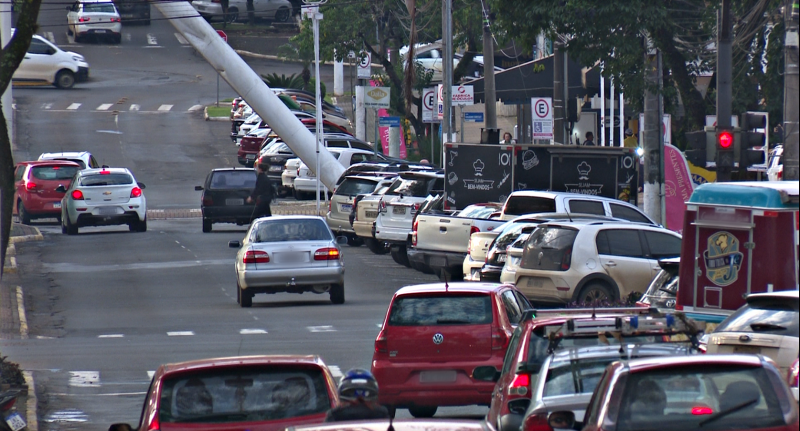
[111,355,339,431]
[13,160,82,224]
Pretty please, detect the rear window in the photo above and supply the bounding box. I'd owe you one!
[209,171,256,190]
[715,300,799,337]
[84,3,117,13]
[336,178,378,196]
[520,226,578,271]
[253,219,333,243]
[504,196,557,216]
[80,173,133,186]
[32,165,80,180]
[385,177,435,197]
[388,294,493,326]
[158,366,331,423]
[544,357,616,397]
[610,203,652,224]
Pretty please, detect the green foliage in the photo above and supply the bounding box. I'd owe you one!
[261,72,305,89]
[0,356,25,386]
[307,78,326,100]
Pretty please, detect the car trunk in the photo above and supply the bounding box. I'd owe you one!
[30,165,80,202]
[250,242,334,270]
[469,231,499,263]
[81,185,132,204]
[382,198,422,229]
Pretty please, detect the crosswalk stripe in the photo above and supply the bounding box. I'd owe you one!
[98,334,124,338]
[307,325,336,333]
[130,104,140,111]
[66,103,81,110]
[147,371,155,379]
[188,104,203,112]
[167,331,194,336]
[96,103,113,111]
[69,371,100,387]
[175,33,189,45]
[147,34,158,45]
[158,104,173,111]
[239,329,268,335]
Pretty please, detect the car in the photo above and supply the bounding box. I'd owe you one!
[228,215,346,307]
[38,151,100,170]
[238,128,273,166]
[550,354,799,431]
[282,157,302,191]
[292,99,354,133]
[767,145,783,181]
[59,167,147,234]
[67,0,123,44]
[326,174,397,244]
[636,257,680,311]
[706,291,799,382]
[287,419,487,431]
[191,0,293,23]
[400,42,460,83]
[514,220,682,305]
[293,148,386,199]
[371,282,531,418]
[195,168,258,233]
[350,176,399,254]
[499,190,657,225]
[12,32,89,89]
[109,355,339,431]
[499,234,528,284]
[112,0,150,24]
[13,160,82,224]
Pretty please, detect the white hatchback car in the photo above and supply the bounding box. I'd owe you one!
[59,167,147,234]
[12,33,89,89]
[38,151,100,170]
[67,0,123,44]
[191,0,293,23]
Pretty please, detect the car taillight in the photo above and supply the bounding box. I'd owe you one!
[374,332,388,354]
[314,248,340,260]
[412,202,421,213]
[412,220,418,247]
[789,357,799,388]
[146,413,160,431]
[691,406,714,415]
[560,246,572,270]
[71,190,84,200]
[470,225,480,235]
[79,17,90,22]
[111,17,120,22]
[328,199,332,213]
[130,187,142,198]
[521,412,552,431]
[380,200,387,211]
[243,250,269,264]
[25,182,37,190]
[99,170,111,175]
[508,373,530,396]
[202,196,213,206]
[492,327,509,351]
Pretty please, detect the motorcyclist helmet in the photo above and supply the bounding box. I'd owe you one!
[338,369,379,402]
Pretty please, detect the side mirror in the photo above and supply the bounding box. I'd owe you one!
[229,240,241,248]
[335,236,348,245]
[138,182,146,189]
[472,365,500,382]
[55,185,66,193]
[548,411,576,430]
[108,424,134,431]
[195,185,204,191]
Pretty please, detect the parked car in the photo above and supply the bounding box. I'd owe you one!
[229,216,345,306]
[38,151,99,169]
[515,220,682,304]
[326,173,397,244]
[350,177,399,255]
[195,168,257,233]
[13,160,82,224]
[191,0,293,23]
[499,190,657,225]
[287,419,486,431]
[59,167,147,234]
[636,257,680,311]
[400,42,460,83]
[767,145,784,181]
[500,234,529,284]
[67,0,123,43]
[110,355,339,431]
[282,157,303,192]
[293,148,386,199]
[371,282,531,418]
[12,32,89,89]
[238,128,272,166]
[112,0,150,24]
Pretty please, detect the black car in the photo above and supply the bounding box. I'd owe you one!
[195,168,257,233]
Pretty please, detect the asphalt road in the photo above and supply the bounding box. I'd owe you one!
[3,4,487,429]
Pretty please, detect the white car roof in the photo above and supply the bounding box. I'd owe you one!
[39,151,91,159]
[79,167,131,175]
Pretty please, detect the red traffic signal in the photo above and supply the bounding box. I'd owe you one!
[717,130,733,149]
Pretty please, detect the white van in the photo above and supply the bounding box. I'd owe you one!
[12,33,89,89]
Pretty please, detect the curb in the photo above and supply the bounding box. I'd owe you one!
[204,106,232,122]
[3,256,17,275]
[23,371,38,431]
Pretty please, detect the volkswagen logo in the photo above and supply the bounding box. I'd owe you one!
[739,334,752,342]
[432,333,444,345]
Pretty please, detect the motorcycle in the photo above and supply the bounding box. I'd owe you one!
[0,390,26,431]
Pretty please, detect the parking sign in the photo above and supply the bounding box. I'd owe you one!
[531,97,553,140]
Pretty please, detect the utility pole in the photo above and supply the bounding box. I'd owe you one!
[716,0,734,182]
[481,2,498,140]
[553,40,565,145]
[442,0,453,149]
[783,0,799,181]
[643,40,663,225]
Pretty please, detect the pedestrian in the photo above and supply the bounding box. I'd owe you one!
[584,131,596,146]
[325,369,390,421]
[623,128,638,149]
[774,124,784,144]
[501,132,516,144]
[246,163,274,219]
[419,159,431,165]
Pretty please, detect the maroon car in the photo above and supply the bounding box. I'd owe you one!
[13,160,82,224]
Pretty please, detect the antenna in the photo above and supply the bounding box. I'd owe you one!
[565,207,573,222]
[443,269,449,291]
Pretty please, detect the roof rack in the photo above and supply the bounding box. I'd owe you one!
[520,306,660,323]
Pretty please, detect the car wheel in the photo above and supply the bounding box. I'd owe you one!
[236,282,241,304]
[346,235,362,247]
[226,8,239,23]
[64,214,78,235]
[390,246,411,267]
[329,283,345,304]
[364,238,389,255]
[136,218,147,232]
[274,7,290,22]
[408,405,437,418]
[18,201,32,225]
[578,282,614,305]
[202,218,212,233]
[61,217,68,234]
[240,289,252,308]
[67,27,73,36]
[55,70,75,89]
[113,33,122,44]
[384,405,396,419]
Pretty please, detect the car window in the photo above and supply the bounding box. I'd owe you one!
[209,171,257,190]
[544,357,616,397]
[385,177,434,197]
[493,223,537,252]
[568,199,606,216]
[501,290,522,324]
[643,231,682,259]
[504,196,557,217]
[525,328,665,369]
[84,3,117,13]
[349,141,373,151]
[14,166,25,182]
[54,158,87,169]
[501,326,524,375]
[158,367,331,423]
[520,226,578,271]
[715,300,799,337]
[28,39,55,55]
[253,219,333,243]
[32,165,81,181]
[596,229,645,258]
[387,294,493,326]
[514,291,531,311]
[90,156,99,168]
[610,203,651,224]
[336,178,379,196]
[458,205,500,219]
[583,368,612,426]
[350,153,369,164]
[80,173,133,186]
[326,140,348,148]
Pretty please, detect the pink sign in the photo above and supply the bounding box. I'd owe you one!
[371,80,407,159]
[664,143,694,233]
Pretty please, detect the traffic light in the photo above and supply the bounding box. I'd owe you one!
[740,112,768,169]
[716,128,735,180]
[684,131,707,167]
[717,129,734,150]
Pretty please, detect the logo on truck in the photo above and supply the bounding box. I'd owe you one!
[703,231,744,286]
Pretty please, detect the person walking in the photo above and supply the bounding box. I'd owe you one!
[583,131,596,146]
[623,128,638,149]
[325,369,390,421]
[246,163,274,219]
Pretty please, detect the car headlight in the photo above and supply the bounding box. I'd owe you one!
[72,55,85,62]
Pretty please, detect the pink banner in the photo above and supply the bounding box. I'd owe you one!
[664,143,694,233]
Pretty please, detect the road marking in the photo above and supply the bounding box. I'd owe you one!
[67,103,81,110]
[329,365,343,379]
[158,104,173,111]
[307,325,336,333]
[130,104,140,111]
[42,103,53,110]
[44,408,89,423]
[147,34,158,45]
[45,31,55,43]
[240,329,268,335]
[98,334,124,338]
[376,323,383,329]
[147,371,155,379]
[43,259,229,273]
[69,371,100,387]
[188,104,203,112]
[96,103,113,111]
[175,33,189,44]
[167,331,194,336]
[125,33,132,42]
[96,130,123,134]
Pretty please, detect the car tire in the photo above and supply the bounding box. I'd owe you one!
[18,201,32,225]
[365,238,389,255]
[391,246,411,267]
[67,27,73,36]
[55,70,75,89]
[136,218,147,232]
[274,7,290,22]
[346,235,362,247]
[408,405,437,418]
[226,8,239,23]
[329,283,345,304]
[112,33,122,44]
[236,282,241,304]
[577,282,615,305]
[240,289,252,308]
[64,214,78,235]
[202,218,212,233]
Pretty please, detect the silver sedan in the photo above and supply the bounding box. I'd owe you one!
[229,216,345,307]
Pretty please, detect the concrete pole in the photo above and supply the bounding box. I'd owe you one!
[600,63,605,146]
[619,93,625,147]
[643,46,662,225]
[152,1,343,189]
[1,1,13,150]
[333,53,344,96]
[716,0,733,181]
[443,0,453,145]
[482,4,497,131]
[355,85,366,141]
[389,125,400,157]
[310,5,323,214]
[783,0,799,181]
[610,77,615,147]
[553,41,564,145]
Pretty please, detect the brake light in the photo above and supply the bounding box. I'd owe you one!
[470,225,480,235]
[492,327,509,350]
[79,17,90,22]
[691,406,713,415]
[314,248,340,260]
[130,187,142,198]
[374,333,388,354]
[380,200,387,211]
[412,202,421,213]
[146,412,160,431]
[25,182,37,190]
[111,17,120,22]
[789,357,799,388]
[521,412,552,431]
[99,170,111,175]
[412,220,418,247]
[202,196,213,206]
[71,190,84,200]
[560,246,572,270]
[508,373,530,396]
[243,250,269,264]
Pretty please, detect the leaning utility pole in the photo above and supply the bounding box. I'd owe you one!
[481,2,497,139]
[716,0,734,182]
[553,40,565,145]
[783,0,799,181]
[643,41,663,225]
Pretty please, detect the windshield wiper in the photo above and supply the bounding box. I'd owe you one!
[699,398,759,427]
[750,322,786,331]
[437,319,471,324]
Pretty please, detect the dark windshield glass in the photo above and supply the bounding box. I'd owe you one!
[209,171,257,190]
[504,196,556,216]
[80,173,133,186]
[336,178,378,196]
[385,177,433,197]
[254,219,333,243]
[544,357,616,397]
[388,294,493,326]
[715,301,799,337]
[32,166,80,181]
[520,226,578,271]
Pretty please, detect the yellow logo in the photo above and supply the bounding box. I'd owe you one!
[367,88,387,99]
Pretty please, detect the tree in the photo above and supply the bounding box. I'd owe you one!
[1,0,43,278]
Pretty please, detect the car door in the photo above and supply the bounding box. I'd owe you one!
[595,229,655,296]
[16,38,56,82]
[641,230,682,278]
[254,0,275,18]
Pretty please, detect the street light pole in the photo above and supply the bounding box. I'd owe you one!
[303,0,325,215]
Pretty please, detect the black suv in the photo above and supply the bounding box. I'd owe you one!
[195,168,257,233]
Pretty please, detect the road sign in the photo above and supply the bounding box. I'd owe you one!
[464,112,484,123]
[379,116,401,127]
[364,86,390,109]
[452,85,474,106]
[216,30,227,42]
[422,87,438,123]
[357,51,371,79]
[531,97,553,140]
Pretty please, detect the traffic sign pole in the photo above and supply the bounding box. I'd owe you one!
[215,30,227,107]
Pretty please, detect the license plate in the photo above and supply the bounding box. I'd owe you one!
[365,210,378,219]
[95,29,107,33]
[733,345,760,355]
[269,165,283,172]
[97,206,119,215]
[5,412,26,431]
[340,204,352,212]
[246,154,256,160]
[226,198,244,206]
[420,370,457,383]
[527,277,544,288]
[53,202,62,209]
[392,206,406,215]
[276,252,305,263]
[497,254,507,263]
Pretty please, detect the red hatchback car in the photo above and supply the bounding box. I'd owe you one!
[13,160,82,224]
[371,282,532,418]
[548,354,799,431]
[111,355,339,431]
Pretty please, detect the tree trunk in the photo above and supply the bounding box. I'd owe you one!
[654,28,707,132]
[246,0,255,25]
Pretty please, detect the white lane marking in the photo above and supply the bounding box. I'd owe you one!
[329,365,343,379]
[158,104,173,111]
[240,329,268,335]
[43,408,89,422]
[96,103,113,111]
[69,371,100,387]
[376,323,383,329]
[36,335,55,339]
[147,34,158,45]
[42,103,53,110]
[50,392,146,397]
[98,334,124,338]
[167,331,194,336]
[147,371,155,379]
[125,33,132,42]
[43,259,230,273]
[175,33,189,44]
[66,103,81,110]
[96,130,123,135]
[130,104,140,111]
[188,104,203,112]
[307,325,336,333]
[45,32,55,43]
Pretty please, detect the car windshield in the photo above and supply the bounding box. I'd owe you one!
[493,223,538,252]
[158,366,331,423]
[504,196,556,216]
[616,366,789,431]
[84,3,117,13]
[209,171,256,190]
[254,219,332,243]
[714,299,799,337]
[520,226,578,271]
[80,173,133,186]
[336,178,378,196]
[544,356,616,397]
[32,165,80,181]
[388,294,493,326]
[385,177,432,197]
